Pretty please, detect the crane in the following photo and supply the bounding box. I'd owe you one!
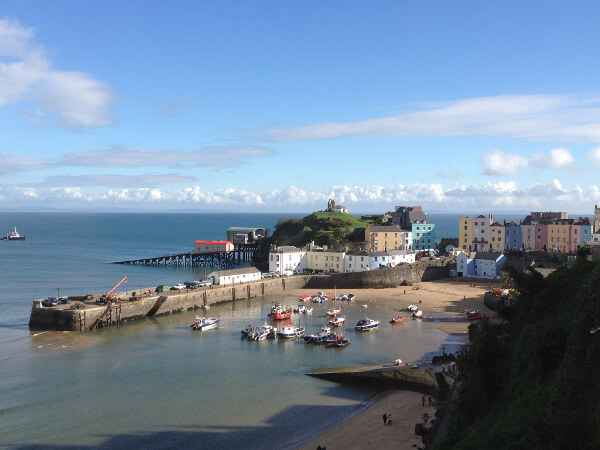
[103,276,127,302]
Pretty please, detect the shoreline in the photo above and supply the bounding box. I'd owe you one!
[279,280,491,449]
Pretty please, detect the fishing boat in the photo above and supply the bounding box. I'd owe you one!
[335,337,350,347]
[249,324,276,341]
[326,308,341,317]
[347,293,355,301]
[390,316,405,324]
[412,310,425,319]
[277,325,305,339]
[329,316,345,326]
[338,294,348,301]
[304,306,313,313]
[355,318,380,331]
[1,227,25,241]
[191,316,219,331]
[293,305,306,313]
[304,325,333,344]
[268,303,292,320]
[407,304,418,312]
[241,323,257,336]
[300,295,312,302]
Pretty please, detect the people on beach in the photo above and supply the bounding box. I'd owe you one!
[383,413,387,425]
[422,394,426,406]
[387,413,392,425]
[428,396,433,406]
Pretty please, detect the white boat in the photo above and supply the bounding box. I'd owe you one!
[304,307,313,313]
[355,318,380,331]
[329,316,346,326]
[191,316,219,331]
[326,308,341,316]
[249,324,276,341]
[293,305,306,313]
[338,294,348,301]
[412,310,425,319]
[277,325,305,339]
[407,304,418,312]
[300,295,312,302]
[1,227,25,241]
[347,293,355,301]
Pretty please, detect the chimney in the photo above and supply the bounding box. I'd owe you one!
[504,219,507,226]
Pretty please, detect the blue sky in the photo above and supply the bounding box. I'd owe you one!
[2,1,600,213]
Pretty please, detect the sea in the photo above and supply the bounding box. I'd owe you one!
[0,212,481,449]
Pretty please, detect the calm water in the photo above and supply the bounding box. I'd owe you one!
[0,213,463,449]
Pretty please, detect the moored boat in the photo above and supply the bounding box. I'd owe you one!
[355,318,379,331]
[304,306,313,313]
[347,293,355,301]
[304,325,333,343]
[277,325,305,339]
[191,316,219,331]
[268,303,292,320]
[293,305,306,313]
[338,294,348,301]
[326,308,341,317]
[241,323,257,336]
[335,337,350,347]
[412,310,425,319]
[390,316,404,324]
[468,312,485,320]
[300,295,312,302]
[249,324,276,341]
[1,227,25,241]
[407,304,418,312]
[329,316,345,326]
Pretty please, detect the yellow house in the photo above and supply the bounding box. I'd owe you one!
[520,224,535,250]
[458,217,474,250]
[488,222,505,252]
[365,225,412,252]
[306,249,346,273]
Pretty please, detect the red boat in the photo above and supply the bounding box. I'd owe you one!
[329,316,346,326]
[468,313,485,320]
[268,303,292,320]
[389,316,404,324]
[326,308,341,316]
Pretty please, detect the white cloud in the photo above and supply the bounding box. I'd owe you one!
[588,146,600,169]
[480,148,575,175]
[256,94,600,143]
[0,18,115,129]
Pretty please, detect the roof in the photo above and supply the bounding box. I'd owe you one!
[274,246,304,252]
[194,240,233,245]
[346,249,369,256]
[476,214,487,219]
[474,252,503,261]
[387,249,414,256]
[367,225,410,232]
[368,251,389,256]
[227,227,265,232]
[210,267,261,277]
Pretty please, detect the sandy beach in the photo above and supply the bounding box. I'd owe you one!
[285,279,495,449]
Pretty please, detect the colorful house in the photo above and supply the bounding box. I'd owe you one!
[306,249,346,273]
[504,222,522,251]
[473,252,507,279]
[365,225,412,252]
[459,217,474,251]
[412,223,436,252]
[489,222,505,252]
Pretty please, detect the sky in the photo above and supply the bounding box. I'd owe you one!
[2,1,600,214]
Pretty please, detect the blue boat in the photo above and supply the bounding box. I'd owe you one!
[304,325,333,344]
[355,318,380,332]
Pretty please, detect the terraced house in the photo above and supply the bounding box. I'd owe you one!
[306,249,346,273]
[365,225,412,252]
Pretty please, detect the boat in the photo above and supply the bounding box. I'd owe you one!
[355,318,380,331]
[277,325,305,339]
[335,337,350,347]
[293,305,306,313]
[329,316,346,326]
[191,316,219,331]
[300,295,311,302]
[390,316,405,324]
[407,304,418,312]
[1,227,25,241]
[268,303,292,320]
[249,324,276,341]
[412,310,425,319]
[347,293,355,301]
[241,323,257,336]
[304,307,313,313]
[326,308,341,317]
[468,313,485,320]
[338,294,348,301]
[304,325,333,343]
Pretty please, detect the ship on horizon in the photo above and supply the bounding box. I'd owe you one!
[1,227,25,241]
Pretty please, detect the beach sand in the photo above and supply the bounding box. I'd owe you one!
[297,390,437,450]
[285,279,494,449]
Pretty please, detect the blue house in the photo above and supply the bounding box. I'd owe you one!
[412,223,436,252]
[505,222,521,251]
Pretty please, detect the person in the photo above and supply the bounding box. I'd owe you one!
[428,396,433,406]
[422,394,426,406]
[387,413,392,426]
[383,413,387,425]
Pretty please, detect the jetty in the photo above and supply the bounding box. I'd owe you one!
[113,243,259,269]
[30,275,308,332]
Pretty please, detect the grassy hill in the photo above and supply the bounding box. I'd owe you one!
[437,248,600,449]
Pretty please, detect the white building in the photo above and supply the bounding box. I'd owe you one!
[207,267,261,285]
[268,246,307,275]
[344,250,370,272]
[387,250,416,266]
[334,205,349,214]
[369,251,390,270]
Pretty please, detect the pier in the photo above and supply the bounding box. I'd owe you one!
[113,244,260,269]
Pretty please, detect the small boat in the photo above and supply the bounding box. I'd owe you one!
[347,293,355,301]
[293,305,306,313]
[362,304,368,308]
[249,324,276,341]
[241,323,257,336]
[1,227,25,241]
[335,337,350,347]
[325,334,342,346]
[300,295,312,302]
[304,307,313,313]
[355,318,380,331]
[268,303,292,320]
[468,313,485,320]
[338,294,348,301]
[304,325,334,343]
[312,296,323,303]
[390,316,405,324]
[463,308,480,315]
[191,316,219,331]
[277,325,305,339]
[329,316,346,327]
[326,308,341,317]
[412,310,425,319]
[407,305,418,312]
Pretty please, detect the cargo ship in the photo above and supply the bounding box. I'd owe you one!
[1,227,25,241]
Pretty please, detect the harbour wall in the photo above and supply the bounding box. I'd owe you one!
[29,276,309,332]
[304,259,450,289]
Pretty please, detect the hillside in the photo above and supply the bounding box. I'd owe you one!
[437,248,600,449]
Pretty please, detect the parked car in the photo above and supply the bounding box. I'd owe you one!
[156,285,171,293]
[185,281,199,289]
[42,297,59,307]
[281,270,294,277]
[171,284,185,290]
[198,280,211,287]
[59,297,71,304]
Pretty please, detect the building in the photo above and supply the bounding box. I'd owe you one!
[456,251,476,277]
[472,215,492,252]
[226,227,265,244]
[365,225,412,252]
[344,250,370,272]
[473,252,507,279]
[207,267,261,285]
[306,249,346,273]
[521,224,535,250]
[268,246,306,275]
[194,240,234,253]
[387,249,416,266]
[547,221,571,252]
[489,222,505,252]
[595,205,600,233]
[504,222,522,251]
[334,204,349,214]
[412,222,435,252]
[459,217,474,251]
[391,206,427,228]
